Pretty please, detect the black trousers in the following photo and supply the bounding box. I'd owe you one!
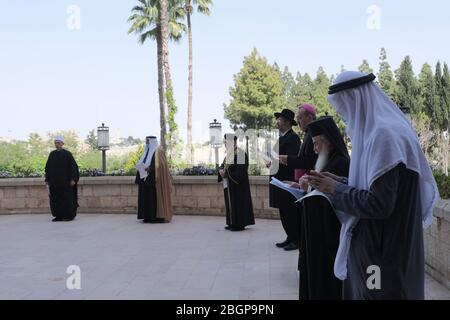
[279,203,299,245]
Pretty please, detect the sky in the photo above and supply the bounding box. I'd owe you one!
[1,0,450,142]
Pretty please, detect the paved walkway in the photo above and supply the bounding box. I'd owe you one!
[0,214,449,300]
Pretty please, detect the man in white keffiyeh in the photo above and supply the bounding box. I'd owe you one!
[307,71,439,300]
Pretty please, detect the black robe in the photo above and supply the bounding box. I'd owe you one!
[299,149,349,300]
[287,130,318,171]
[45,149,79,220]
[218,149,255,229]
[331,163,424,300]
[135,155,161,222]
[269,129,301,243]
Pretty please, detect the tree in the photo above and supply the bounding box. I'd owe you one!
[159,0,183,163]
[434,62,446,130]
[224,48,285,130]
[442,62,450,133]
[377,48,397,100]
[395,56,421,115]
[294,72,314,105]
[418,63,440,130]
[412,112,436,158]
[278,66,297,109]
[128,0,185,152]
[85,129,98,150]
[184,0,213,164]
[28,133,49,157]
[358,59,374,74]
[441,63,450,131]
[311,67,333,116]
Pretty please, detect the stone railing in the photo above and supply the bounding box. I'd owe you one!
[0,176,278,219]
[0,176,449,289]
[424,200,450,290]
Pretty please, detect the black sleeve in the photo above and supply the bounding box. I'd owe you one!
[325,156,350,178]
[285,134,301,156]
[67,151,79,182]
[44,153,51,182]
[287,143,317,170]
[331,166,400,220]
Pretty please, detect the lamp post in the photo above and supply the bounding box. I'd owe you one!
[97,123,110,174]
[209,119,222,171]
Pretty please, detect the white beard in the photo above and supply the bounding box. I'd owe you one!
[314,150,329,173]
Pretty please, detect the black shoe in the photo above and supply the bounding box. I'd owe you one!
[229,226,245,232]
[224,226,231,230]
[276,239,290,248]
[52,218,62,222]
[284,243,299,251]
[62,218,74,222]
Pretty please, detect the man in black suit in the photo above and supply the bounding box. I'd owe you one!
[268,109,301,251]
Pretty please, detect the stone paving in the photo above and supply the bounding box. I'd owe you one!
[0,214,449,300]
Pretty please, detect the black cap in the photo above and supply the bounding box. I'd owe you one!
[274,109,297,126]
[307,116,349,159]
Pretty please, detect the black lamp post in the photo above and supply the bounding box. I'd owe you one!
[209,119,222,171]
[97,123,110,174]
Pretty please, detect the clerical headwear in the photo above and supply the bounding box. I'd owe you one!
[327,71,439,280]
[274,109,297,126]
[54,136,64,143]
[299,103,317,117]
[307,116,349,160]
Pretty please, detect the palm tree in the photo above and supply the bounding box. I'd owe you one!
[128,0,185,152]
[184,0,213,164]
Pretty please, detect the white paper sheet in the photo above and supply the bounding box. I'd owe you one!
[136,163,148,179]
[270,177,305,200]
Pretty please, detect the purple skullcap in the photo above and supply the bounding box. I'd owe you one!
[300,103,317,116]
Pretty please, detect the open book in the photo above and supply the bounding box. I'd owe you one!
[270,177,305,201]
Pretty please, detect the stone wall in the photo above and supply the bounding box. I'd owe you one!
[1,176,449,289]
[425,200,450,290]
[0,176,278,219]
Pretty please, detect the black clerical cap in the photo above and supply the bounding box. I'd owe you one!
[307,116,349,159]
[328,73,376,95]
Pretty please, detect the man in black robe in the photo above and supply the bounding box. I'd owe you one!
[218,134,255,231]
[278,104,318,255]
[269,109,301,251]
[291,116,350,300]
[279,104,318,175]
[308,71,439,300]
[45,136,79,222]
